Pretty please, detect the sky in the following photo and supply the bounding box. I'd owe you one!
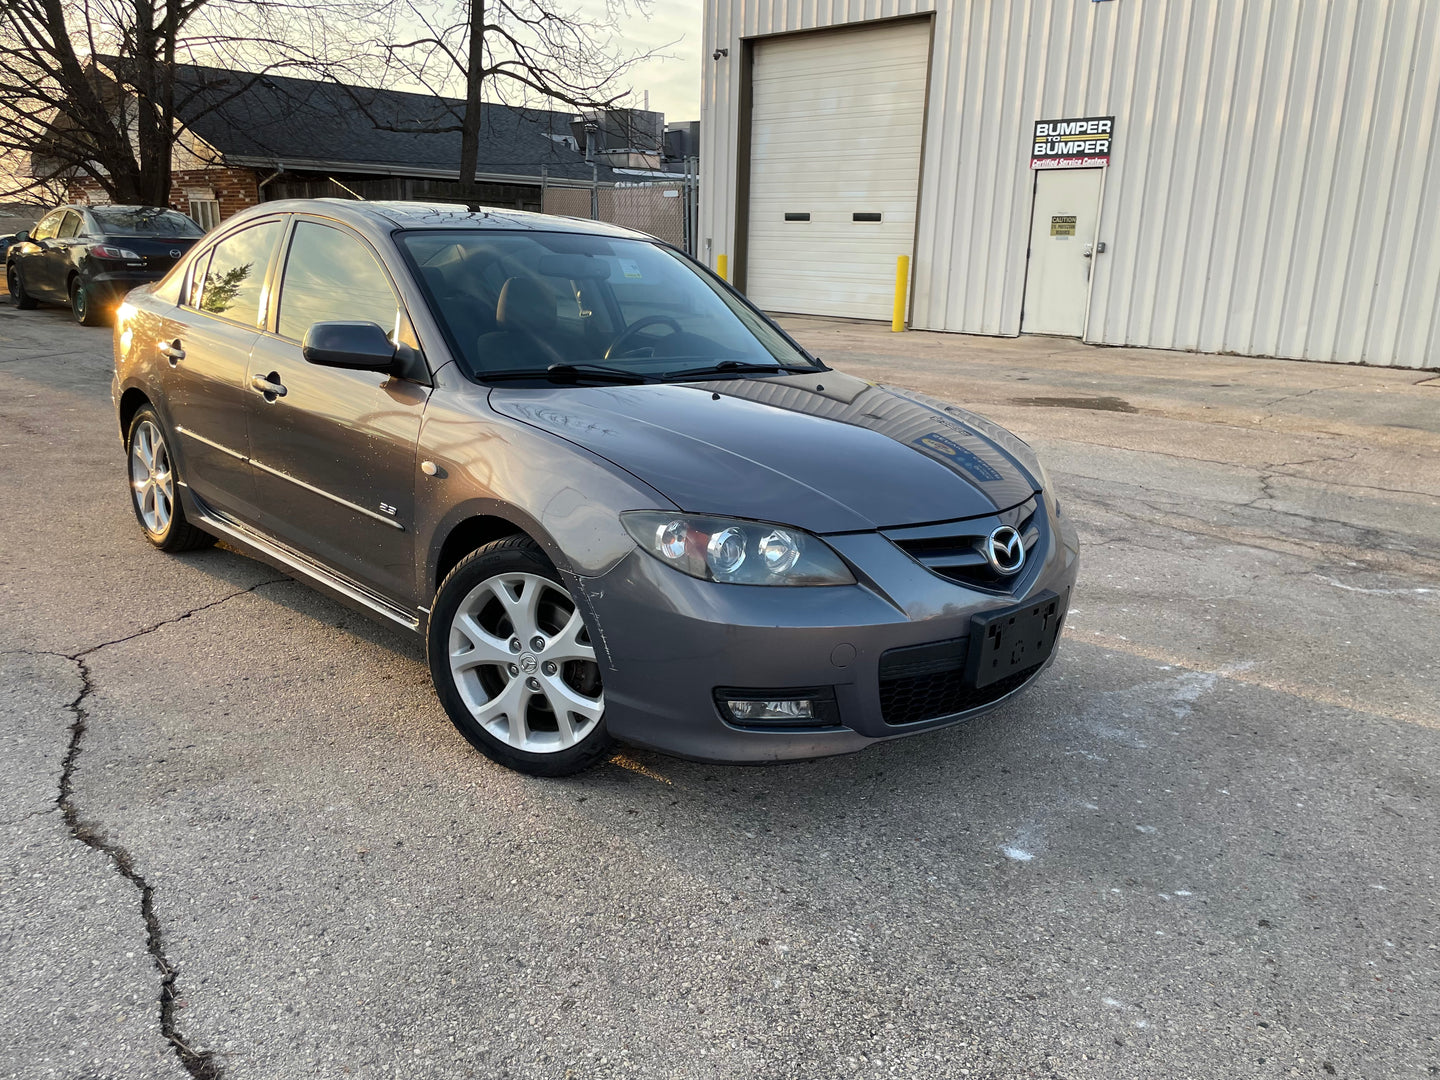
[589,0,703,122]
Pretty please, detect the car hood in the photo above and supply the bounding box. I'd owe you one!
[489,369,1042,534]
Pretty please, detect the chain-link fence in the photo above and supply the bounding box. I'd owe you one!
[540,161,699,255]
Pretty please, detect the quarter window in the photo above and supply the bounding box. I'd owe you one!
[277,221,403,342]
[196,220,281,326]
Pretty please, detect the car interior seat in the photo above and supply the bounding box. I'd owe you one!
[475,276,568,370]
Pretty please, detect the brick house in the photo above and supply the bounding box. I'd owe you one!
[65,62,664,227]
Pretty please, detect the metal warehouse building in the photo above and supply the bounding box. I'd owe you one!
[699,1,1440,368]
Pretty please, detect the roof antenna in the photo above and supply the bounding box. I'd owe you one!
[327,176,365,200]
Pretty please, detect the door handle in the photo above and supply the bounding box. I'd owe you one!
[158,339,185,365]
[250,372,287,399]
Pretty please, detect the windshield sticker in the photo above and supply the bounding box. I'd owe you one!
[618,258,644,279]
[914,433,1003,482]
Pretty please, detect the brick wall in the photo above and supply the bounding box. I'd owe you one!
[68,165,259,222]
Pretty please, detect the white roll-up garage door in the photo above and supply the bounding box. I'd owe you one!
[744,19,930,320]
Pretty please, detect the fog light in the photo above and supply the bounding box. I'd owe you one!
[725,698,815,721]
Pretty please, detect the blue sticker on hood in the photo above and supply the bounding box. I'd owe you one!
[913,433,1003,481]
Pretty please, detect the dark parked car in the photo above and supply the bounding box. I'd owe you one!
[8,204,203,325]
[112,200,1079,776]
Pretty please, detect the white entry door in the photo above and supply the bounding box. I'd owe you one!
[1021,168,1104,336]
[744,19,930,319]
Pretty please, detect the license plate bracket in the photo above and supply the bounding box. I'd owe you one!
[965,590,1066,689]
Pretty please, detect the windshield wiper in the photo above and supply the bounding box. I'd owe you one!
[478,363,649,385]
[659,360,821,381]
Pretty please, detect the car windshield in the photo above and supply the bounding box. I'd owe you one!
[398,229,819,381]
[89,207,204,237]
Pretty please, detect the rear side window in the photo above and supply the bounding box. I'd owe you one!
[277,221,401,342]
[57,212,81,239]
[32,211,63,241]
[197,220,281,327]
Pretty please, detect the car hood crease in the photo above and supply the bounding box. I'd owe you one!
[489,370,1040,534]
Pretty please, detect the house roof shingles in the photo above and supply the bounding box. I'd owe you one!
[171,62,630,183]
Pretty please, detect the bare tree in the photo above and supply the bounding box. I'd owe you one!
[0,0,380,204]
[353,0,663,201]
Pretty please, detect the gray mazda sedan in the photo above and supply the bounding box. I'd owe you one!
[112,200,1078,775]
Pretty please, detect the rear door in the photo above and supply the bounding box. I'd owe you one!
[161,217,285,525]
[245,217,429,604]
[49,211,85,298]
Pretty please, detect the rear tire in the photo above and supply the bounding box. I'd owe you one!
[126,405,213,552]
[427,536,614,776]
[7,263,36,309]
[71,277,105,326]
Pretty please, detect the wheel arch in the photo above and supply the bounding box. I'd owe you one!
[118,387,151,442]
[431,513,532,596]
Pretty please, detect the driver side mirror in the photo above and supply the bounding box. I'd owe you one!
[13,230,28,243]
[302,320,426,381]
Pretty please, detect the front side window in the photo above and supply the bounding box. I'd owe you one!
[399,229,816,380]
[277,221,402,342]
[197,220,281,326]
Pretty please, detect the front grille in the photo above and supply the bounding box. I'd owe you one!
[882,498,1042,592]
[877,636,1042,726]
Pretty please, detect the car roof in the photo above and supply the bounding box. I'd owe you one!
[242,199,658,243]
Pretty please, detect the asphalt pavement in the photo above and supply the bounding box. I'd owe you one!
[1,296,1436,1080]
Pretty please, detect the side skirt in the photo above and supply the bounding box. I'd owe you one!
[185,488,423,635]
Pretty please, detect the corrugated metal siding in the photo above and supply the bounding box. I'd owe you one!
[701,0,1440,368]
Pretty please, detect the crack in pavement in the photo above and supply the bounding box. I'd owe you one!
[72,577,288,659]
[46,577,286,1080]
[57,655,223,1079]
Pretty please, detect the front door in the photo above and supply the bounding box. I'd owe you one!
[1021,168,1104,337]
[24,210,67,300]
[245,218,428,605]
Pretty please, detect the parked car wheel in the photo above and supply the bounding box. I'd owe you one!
[70,277,104,326]
[7,264,36,309]
[126,406,212,552]
[428,537,613,776]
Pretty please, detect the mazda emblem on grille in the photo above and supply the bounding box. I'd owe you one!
[170,248,181,258]
[984,526,1025,574]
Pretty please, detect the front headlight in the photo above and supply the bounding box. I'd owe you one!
[621,512,855,586]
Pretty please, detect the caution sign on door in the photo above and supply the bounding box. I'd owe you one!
[1050,215,1076,237]
[1031,116,1114,169]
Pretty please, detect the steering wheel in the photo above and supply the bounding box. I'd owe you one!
[604,314,683,360]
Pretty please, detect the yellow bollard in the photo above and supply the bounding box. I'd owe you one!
[892,255,910,332]
[717,253,729,282]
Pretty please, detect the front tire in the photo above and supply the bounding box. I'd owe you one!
[71,277,104,326]
[7,263,36,309]
[427,537,613,776]
[126,406,212,552]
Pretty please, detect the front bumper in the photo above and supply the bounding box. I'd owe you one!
[577,503,1080,763]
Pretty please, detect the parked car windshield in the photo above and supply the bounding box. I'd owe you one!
[398,229,818,381]
[88,207,204,237]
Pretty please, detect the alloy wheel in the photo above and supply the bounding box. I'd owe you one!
[447,571,603,754]
[129,419,174,535]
